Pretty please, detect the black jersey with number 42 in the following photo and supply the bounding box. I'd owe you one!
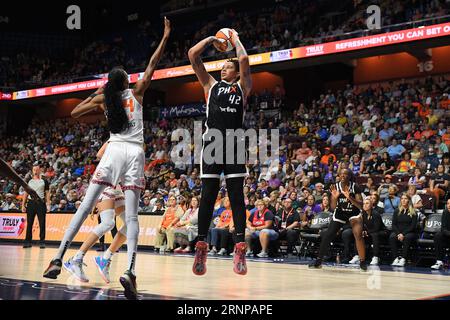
[206,80,244,133]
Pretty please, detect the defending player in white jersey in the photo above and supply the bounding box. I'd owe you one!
[43,17,171,300]
[61,142,125,283]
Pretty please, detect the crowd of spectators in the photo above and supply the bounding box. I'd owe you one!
[0,72,449,264]
[2,0,448,90]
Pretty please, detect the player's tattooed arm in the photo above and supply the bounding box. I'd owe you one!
[188,36,220,92]
[231,30,252,98]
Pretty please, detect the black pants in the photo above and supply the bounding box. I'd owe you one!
[98,215,117,245]
[318,220,344,259]
[434,231,450,261]
[343,229,388,258]
[25,200,46,243]
[389,232,417,258]
[278,229,300,253]
[210,227,232,250]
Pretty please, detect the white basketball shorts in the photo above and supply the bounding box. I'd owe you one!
[92,141,145,192]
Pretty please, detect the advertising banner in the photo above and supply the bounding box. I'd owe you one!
[159,103,206,119]
[0,215,26,237]
[0,213,163,246]
[2,23,449,101]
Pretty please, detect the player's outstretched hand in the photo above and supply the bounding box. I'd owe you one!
[163,16,171,38]
[230,29,239,46]
[330,184,340,199]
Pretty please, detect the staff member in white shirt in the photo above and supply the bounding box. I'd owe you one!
[22,164,50,249]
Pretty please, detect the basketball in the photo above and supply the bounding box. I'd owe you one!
[214,28,235,52]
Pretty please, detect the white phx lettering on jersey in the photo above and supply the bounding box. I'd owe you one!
[217,86,237,95]
[219,107,237,113]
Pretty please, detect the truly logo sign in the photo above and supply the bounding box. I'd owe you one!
[0,216,25,237]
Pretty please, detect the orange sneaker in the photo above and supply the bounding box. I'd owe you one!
[233,242,248,275]
[192,241,208,276]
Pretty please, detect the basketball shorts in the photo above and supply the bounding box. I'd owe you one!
[98,187,125,209]
[92,141,145,191]
[332,210,362,224]
[200,135,247,179]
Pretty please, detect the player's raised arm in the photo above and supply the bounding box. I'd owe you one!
[231,30,252,99]
[0,158,40,201]
[71,87,105,118]
[133,17,171,99]
[188,36,222,93]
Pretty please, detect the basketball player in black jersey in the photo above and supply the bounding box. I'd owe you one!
[188,29,252,276]
[309,168,368,270]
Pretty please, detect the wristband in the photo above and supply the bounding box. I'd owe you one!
[89,93,98,98]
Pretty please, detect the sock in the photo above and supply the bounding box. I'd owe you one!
[124,189,140,276]
[74,250,86,261]
[103,249,113,260]
[235,233,245,243]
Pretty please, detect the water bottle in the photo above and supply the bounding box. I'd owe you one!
[336,252,341,264]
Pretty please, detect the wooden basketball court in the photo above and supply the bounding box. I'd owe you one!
[1,244,449,300]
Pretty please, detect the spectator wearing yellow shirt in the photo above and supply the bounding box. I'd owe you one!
[395,153,416,175]
[427,109,439,127]
[298,123,308,136]
[359,134,372,150]
[336,112,347,125]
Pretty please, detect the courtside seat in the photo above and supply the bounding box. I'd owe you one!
[416,213,442,266]
[417,213,442,246]
[379,213,393,262]
[299,212,331,258]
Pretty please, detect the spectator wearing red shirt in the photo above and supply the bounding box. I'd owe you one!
[245,200,278,258]
[83,159,96,176]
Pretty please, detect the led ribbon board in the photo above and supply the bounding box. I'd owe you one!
[4,22,450,101]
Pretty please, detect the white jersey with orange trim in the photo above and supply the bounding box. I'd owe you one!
[92,89,146,190]
[108,89,144,145]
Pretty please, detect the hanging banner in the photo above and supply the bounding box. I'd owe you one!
[159,103,206,119]
[2,22,449,101]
